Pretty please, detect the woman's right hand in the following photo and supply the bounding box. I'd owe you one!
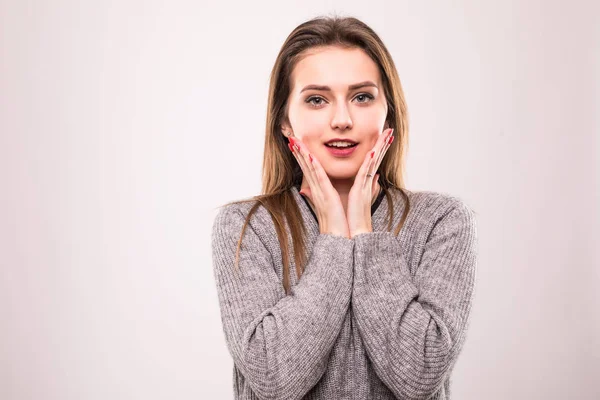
[288,136,350,239]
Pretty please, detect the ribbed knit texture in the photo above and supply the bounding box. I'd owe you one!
[211,185,478,400]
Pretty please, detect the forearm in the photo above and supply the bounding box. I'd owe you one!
[214,221,354,400]
[351,203,477,400]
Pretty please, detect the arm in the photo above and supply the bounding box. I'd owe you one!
[352,200,478,400]
[212,206,354,400]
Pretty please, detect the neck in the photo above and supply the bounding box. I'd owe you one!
[332,177,355,214]
[300,176,380,215]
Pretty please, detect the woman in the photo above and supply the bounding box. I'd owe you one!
[212,15,477,400]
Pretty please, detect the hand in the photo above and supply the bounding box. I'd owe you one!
[288,136,350,239]
[347,128,394,238]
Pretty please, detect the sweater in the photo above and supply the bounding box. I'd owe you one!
[211,183,478,400]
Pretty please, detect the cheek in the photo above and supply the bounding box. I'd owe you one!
[291,109,329,144]
[356,110,387,147]
[366,134,379,149]
[354,105,387,129]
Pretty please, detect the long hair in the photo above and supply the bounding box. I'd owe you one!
[220,15,411,294]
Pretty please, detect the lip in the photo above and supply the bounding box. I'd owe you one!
[324,143,358,157]
[325,138,357,144]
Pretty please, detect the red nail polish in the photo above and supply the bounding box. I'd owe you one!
[370,151,374,158]
[288,143,294,152]
[289,137,295,146]
[388,135,394,144]
[309,154,313,162]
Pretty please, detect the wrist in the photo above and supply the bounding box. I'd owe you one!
[350,227,372,238]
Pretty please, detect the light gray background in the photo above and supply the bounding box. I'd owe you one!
[1,1,598,399]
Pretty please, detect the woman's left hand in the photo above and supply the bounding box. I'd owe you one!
[347,128,394,238]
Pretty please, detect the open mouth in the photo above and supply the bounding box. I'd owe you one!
[324,143,358,149]
[324,143,359,157]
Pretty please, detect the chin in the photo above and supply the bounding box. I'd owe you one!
[322,164,360,180]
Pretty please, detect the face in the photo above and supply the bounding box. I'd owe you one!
[282,45,389,180]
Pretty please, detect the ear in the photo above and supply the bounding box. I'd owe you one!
[280,122,293,138]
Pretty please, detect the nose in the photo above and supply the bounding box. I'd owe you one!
[330,102,353,131]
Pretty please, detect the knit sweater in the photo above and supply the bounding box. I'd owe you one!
[211,183,478,400]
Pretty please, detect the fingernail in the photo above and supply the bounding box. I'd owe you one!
[289,136,296,145]
[288,143,294,152]
[388,135,394,144]
[309,154,313,162]
[388,128,394,137]
[370,151,375,158]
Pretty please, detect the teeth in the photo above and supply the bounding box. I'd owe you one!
[326,141,355,148]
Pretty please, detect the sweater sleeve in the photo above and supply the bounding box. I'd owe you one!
[351,199,477,400]
[211,206,354,400]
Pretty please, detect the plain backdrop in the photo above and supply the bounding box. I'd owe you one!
[1,1,598,399]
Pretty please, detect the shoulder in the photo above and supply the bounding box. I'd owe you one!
[396,189,478,268]
[392,187,477,234]
[212,194,283,243]
[409,189,475,215]
[212,198,259,235]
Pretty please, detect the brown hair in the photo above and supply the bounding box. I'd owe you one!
[220,15,411,294]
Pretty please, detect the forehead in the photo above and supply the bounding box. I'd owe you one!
[290,46,381,92]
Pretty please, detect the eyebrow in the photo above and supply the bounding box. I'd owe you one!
[299,80,378,93]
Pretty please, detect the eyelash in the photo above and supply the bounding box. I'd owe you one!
[305,93,375,108]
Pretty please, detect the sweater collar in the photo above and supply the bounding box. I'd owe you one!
[291,181,387,226]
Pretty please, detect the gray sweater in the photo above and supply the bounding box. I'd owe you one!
[211,184,478,400]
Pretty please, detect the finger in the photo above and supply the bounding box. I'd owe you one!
[371,173,380,198]
[290,137,321,199]
[369,133,394,184]
[289,140,309,178]
[289,139,318,196]
[292,142,314,191]
[362,129,390,186]
[372,129,394,175]
[359,148,376,188]
[376,134,393,171]
[308,150,334,194]
[292,139,330,219]
[292,138,318,189]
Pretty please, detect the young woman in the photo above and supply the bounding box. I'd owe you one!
[212,15,478,400]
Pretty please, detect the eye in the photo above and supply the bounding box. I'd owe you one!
[354,93,375,103]
[304,93,375,109]
[305,96,326,108]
